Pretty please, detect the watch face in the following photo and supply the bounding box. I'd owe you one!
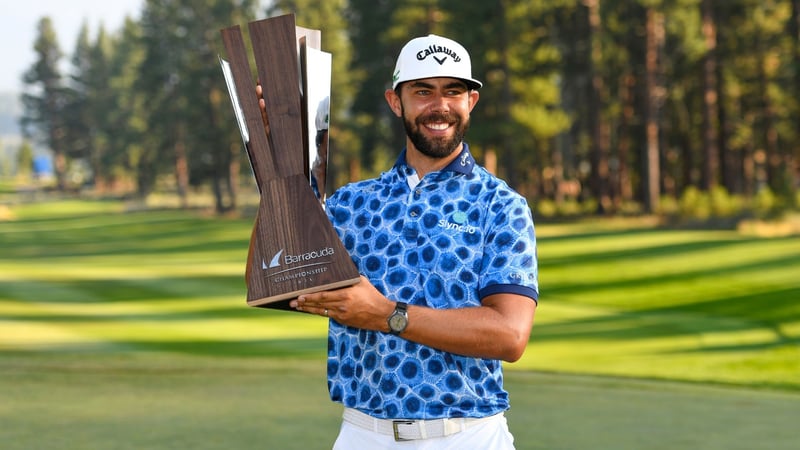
[389,313,407,332]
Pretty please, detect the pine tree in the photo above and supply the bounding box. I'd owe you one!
[20,17,69,190]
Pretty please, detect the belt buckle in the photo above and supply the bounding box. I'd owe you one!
[392,420,415,442]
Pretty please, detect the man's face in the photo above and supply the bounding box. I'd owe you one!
[394,78,479,159]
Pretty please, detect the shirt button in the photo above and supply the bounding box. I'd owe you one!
[410,211,418,217]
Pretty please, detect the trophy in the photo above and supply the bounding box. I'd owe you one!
[219,14,360,310]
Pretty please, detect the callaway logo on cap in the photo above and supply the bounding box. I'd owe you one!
[392,34,482,90]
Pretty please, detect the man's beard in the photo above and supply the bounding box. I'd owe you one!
[402,107,469,159]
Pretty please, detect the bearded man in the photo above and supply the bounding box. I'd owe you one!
[290,34,539,449]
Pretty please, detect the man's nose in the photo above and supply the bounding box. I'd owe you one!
[429,93,450,112]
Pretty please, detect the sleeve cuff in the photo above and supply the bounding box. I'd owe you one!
[479,284,539,304]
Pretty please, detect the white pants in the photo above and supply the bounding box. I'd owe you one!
[332,412,515,450]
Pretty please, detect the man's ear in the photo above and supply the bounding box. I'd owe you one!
[385,88,403,117]
[468,90,480,112]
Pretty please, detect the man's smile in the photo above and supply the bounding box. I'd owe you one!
[419,113,455,134]
[425,121,451,131]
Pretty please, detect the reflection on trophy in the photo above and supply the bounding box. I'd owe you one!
[311,96,329,202]
[219,14,359,310]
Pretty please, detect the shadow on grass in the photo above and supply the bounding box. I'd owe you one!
[0,275,246,304]
[1,210,251,259]
[537,284,800,344]
[544,232,752,267]
[546,241,800,295]
[0,336,328,359]
[533,290,799,345]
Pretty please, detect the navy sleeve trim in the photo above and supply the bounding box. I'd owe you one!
[479,284,539,304]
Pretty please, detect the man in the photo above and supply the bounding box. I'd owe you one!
[290,34,539,449]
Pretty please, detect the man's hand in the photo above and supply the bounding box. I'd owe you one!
[255,81,269,134]
[291,276,395,332]
[290,276,536,362]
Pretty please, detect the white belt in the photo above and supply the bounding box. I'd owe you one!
[342,408,501,442]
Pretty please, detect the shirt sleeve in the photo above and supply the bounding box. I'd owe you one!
[478,193,539,302]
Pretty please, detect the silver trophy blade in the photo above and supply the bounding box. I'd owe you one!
[302,47,332,204]
[218,56,250,147]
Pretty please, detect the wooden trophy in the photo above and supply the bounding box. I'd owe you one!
[219,14,359,310]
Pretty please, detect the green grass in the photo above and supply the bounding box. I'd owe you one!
[3,353,798,450]
[1,200,799,449]
[519,220,800,390]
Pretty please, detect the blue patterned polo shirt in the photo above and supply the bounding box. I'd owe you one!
[324,143,538,419]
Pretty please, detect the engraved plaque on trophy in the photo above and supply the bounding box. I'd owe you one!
[219,14,359,310]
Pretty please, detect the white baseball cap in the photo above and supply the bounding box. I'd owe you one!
[391,34,482,90]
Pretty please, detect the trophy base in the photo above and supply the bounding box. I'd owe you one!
[246,277,361,310]
[244,174,360,311]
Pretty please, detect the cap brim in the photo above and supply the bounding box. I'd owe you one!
[394,77,483,90]
[464,79,482,90]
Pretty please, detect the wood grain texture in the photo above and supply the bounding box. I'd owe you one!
[246,174,360,309]
[248,15,305,177]
[221,14,359,310]
[220,25,277,185]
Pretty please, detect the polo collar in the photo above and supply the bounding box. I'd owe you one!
[394,143,476,177]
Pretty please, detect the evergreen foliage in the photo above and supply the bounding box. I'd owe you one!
[16,0,800,216]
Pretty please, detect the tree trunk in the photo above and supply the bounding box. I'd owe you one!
[227,145,240,212]
[754,36,779,195]
[643,8,664,213]
[174,124,189,209]
[617,72,635,204]
[48,96,68,191]
[586,0,611,213]
[701,0,720,190]
[496,0,516,188]
[484,148,497,175]
[789,0,800,197]
[718,41,738,194]
[51,147,67,192]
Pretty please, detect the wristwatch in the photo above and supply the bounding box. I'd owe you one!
[387,302,409,335]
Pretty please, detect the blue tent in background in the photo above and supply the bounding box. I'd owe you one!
[32,155,53,179]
